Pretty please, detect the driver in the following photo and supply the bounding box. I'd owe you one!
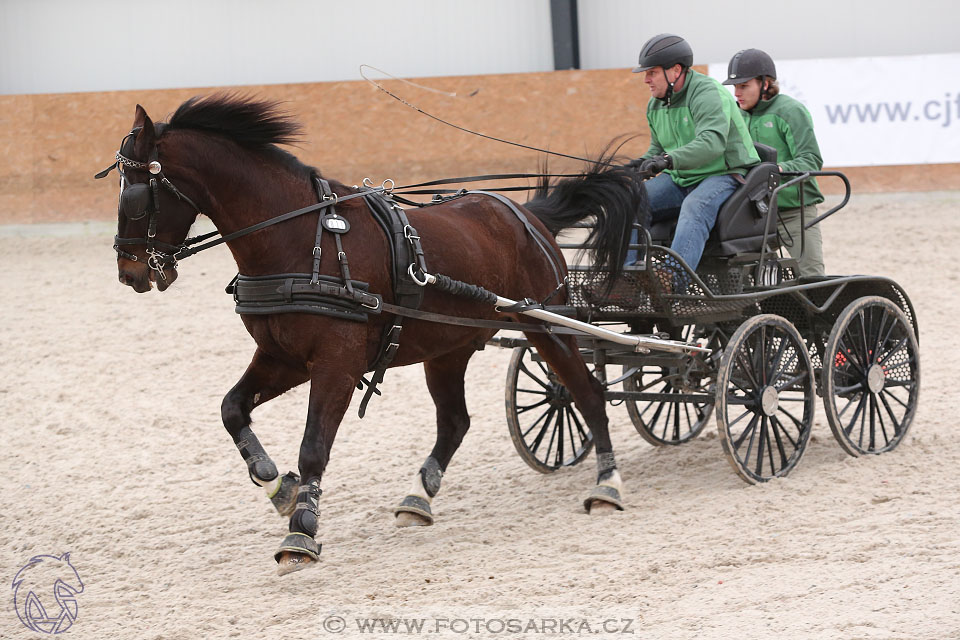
[723,48,826,277]
[627,34,759,282]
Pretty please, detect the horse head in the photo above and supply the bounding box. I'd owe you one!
[110,105,204,292]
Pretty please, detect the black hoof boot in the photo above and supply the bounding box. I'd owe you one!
[235,427,279,485]
[276,479,322,575]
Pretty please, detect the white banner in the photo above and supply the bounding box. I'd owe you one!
[708,53,960,167]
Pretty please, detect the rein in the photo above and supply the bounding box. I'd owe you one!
[98,134,587,276]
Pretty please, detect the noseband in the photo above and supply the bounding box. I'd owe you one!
[96,126,204,280]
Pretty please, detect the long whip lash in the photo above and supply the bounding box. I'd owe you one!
[359,64,617,168]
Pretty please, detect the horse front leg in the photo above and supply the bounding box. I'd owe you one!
[222,348,309,516]
[524,331,624,515]
[275,370,356,575]
[395,346,477,528]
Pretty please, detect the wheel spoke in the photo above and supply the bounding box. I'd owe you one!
[878,336,909,367]
[543,410,559,463]
[756,415,768,476]
[770,415,790,467]
[836,336,866,377]
[766,336,790,386]
[518,361,550,391]
[516,398,551,414]
[844,394,867,437]
[878,391,905,437]
[555,409,565,466]
[770,415,798,449]
[659,400,675,440]
[858,310,872,369]
[874,394,891,447]
[565,407,578,455]
[758,325,768,385]
[741,412,761,462]
[775,370,809,391]
[881,387,910,410]
[876,310,900,359]
[534,358,550,378]
[735,347,761,391]
[837,390,863,418]
[871,309,890,359]
[672,398,682,440]
[517,387,550,396]
[526,406,556,448]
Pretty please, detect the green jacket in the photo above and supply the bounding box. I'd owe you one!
[743,94,824,209]
[642,69,759,187]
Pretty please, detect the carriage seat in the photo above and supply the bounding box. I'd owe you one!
[646,143,781,259]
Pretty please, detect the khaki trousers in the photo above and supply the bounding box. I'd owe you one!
[778,204,825,277]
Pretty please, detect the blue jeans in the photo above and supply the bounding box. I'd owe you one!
[627,173,740,271]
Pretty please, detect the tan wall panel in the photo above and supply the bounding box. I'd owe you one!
[1,68,956,225]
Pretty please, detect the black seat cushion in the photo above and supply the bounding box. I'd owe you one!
[643,162,780,257]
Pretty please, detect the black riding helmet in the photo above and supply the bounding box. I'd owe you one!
[633,34,694,105]
[632,34,694,72]
[722,48,777,85]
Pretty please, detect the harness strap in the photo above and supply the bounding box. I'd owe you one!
[471,191,565,288]
[310,178,327,285]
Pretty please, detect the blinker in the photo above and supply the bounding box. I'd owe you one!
[120,181,153,220]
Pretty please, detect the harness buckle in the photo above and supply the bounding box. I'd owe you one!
[312,246,322,256]
[403,225,419,241]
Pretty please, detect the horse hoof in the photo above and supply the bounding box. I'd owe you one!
[269,471,300,517]
[395,511,432,528]
[587,499,620,515]
[394,495,434,526]
[276,551,315,575]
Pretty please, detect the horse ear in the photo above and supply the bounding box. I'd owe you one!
[133,105,156,158]
[61,552,71,562]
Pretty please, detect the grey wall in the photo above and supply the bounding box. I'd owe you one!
[0,0,554,94]
[2,0,957,95]
[578,0,960,70]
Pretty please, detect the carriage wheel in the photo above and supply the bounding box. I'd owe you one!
[505,346,595,473]
[716,314,815,484]
[622,325,721,446]
[822,296,920,456]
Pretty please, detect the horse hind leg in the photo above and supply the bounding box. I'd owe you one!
[222,349,308,516]
[395,347,476,528]
[523,331,625,514]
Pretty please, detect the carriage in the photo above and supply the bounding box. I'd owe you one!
[105,96,920,573]
[492,155,920,484]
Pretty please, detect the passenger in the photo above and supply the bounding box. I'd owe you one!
[723,48,826,277]
[627,33,759,284]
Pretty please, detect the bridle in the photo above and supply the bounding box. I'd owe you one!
[96,126,205,280]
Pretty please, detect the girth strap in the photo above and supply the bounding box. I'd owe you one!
[357,190,430,418]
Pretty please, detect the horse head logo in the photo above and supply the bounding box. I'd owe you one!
[11,553,84,634]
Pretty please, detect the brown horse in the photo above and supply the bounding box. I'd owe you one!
[104,95,645,574]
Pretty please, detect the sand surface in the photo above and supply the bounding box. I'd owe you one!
[2,190,959,639]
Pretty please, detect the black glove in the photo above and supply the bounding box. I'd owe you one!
[639,154,672,176]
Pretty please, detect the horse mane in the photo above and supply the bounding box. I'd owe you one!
[167,93,303,148]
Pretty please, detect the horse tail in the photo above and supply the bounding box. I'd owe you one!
[524,144,649,287]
